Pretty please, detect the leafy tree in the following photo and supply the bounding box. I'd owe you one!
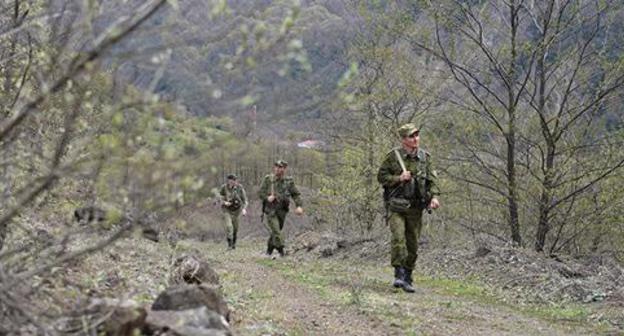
[0,0,326,331]
[0,0,170,331]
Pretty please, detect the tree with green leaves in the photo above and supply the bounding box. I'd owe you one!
[0,0,318,331]
[0,0,171,331]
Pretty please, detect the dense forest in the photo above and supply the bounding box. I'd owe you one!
[1,0,623,334]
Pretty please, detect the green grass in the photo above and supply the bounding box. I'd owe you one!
[418,274,604,332]
[416,275,598,327]
[416,276,491,300]
[526,304,589,321]
[421,276,595,325]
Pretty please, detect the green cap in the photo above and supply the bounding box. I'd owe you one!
[274,159,288,167]
[398,123,419,138]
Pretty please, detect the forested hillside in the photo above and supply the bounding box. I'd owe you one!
[1,0,623,334]
[110,0,352,129]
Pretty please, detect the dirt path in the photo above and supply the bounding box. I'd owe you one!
[196,240,601,336]
[211,246,390,335]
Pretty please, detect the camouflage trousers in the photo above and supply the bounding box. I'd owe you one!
[222,209,242,242]
[264,209,287,251]
[388,207,424,271]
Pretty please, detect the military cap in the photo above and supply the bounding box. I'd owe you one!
[398,123,420,138]
[226,174,237,180]
[274,159,288,167]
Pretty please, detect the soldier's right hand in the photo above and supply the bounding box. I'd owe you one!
[267,195,276,202]
[429,197,440,209]
[223,201,232,206]
[399,171,412,182]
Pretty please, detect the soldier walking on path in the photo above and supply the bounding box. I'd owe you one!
[258,160,304,258]
[219,174,248,249]
[377,123,440,293]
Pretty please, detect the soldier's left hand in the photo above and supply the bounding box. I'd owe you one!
[242,209,247,216]
[295,207,304,215]
[429,197,440,209]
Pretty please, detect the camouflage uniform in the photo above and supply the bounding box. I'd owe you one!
[258,171,303,256]
[219,180,247,249]
[377,123,440,292]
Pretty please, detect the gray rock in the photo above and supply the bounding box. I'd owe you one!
[152,284,230,321]
[169,255,219,285]
[56,298,146,335]
[145,307,232,336]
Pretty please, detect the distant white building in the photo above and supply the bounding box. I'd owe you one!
[297,140,325,149]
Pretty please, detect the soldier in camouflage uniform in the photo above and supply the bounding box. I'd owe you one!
[258,160,304,257]
[377,123,440,293]
[219,174,248,249]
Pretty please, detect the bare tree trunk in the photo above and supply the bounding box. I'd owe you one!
[534,40,555,251]
[535,150,554,251]
[506,1,521,245]
[506,133,521,245]
[364,105,376,232]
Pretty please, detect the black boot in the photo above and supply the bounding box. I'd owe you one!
[227,238,233,249]
[277,246,285,257]
[393,267,405,288]
[402,268,415,293]
[266,245,274,256]
[232,232,237,249]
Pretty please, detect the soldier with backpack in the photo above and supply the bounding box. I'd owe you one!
[377,123,440,293]
[258,160,304,258]
[219,174,248,249]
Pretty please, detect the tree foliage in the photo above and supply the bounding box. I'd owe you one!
[0,0,324,332]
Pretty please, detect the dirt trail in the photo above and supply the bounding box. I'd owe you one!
[210,247,388,335]
[198,240,599,336]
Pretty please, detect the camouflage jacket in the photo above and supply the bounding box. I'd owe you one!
[219,184,248,212]
[377,147,440,205]
[258,174,303,211]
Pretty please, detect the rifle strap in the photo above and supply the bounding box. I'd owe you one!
[394,149,407,173]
